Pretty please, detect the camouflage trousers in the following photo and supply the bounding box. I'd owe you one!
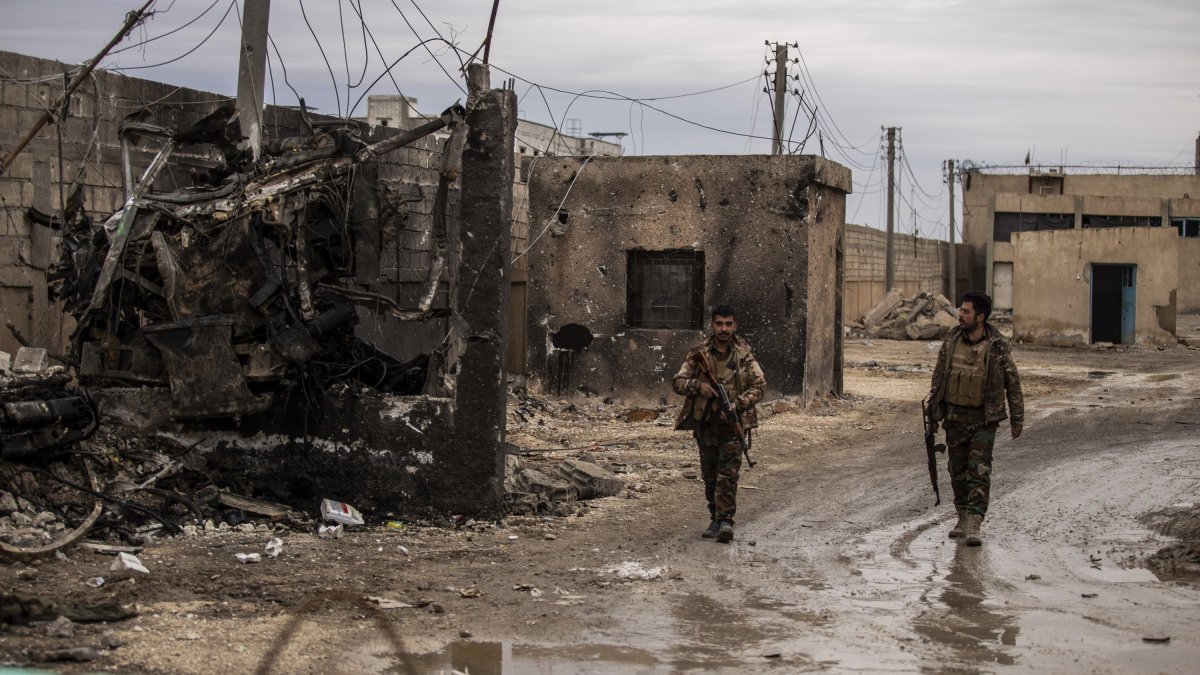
[695,425,742,523]
[944,419,998,517]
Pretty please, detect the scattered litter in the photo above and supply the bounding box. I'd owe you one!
[235,553,262,564]
[458,587,482,598]
[265,538,284,557]
[544,533,557,541]
[398,545,410,556]
[317,524,344,540]
[109,553,149,574]
[385,521,407,531]
[1025,574,1042,581]
[368,596,415,609]
[763,652,782,659]
[1142,636,1171,644]
[601,561,666,580]
[85,577,105,588]
[320,499,364,526]
[80,542,143,556]
[507,534,519,541]
[1081,593,1098,598]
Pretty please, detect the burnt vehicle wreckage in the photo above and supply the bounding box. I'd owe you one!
[0,92,512,559]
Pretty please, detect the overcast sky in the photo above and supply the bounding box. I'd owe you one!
[2,0,1197,239]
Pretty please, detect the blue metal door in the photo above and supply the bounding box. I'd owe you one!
[1120,266,1136,345]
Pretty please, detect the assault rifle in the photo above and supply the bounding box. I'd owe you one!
[694,352,755,468]
[922,396,946,506]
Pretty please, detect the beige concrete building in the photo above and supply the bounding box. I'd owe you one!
[364,95,622,159]
[961,160,1200,344]
[1011,227,1178,346]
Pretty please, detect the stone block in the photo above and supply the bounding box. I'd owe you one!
[12,347,49,373]
[556,458,624,500]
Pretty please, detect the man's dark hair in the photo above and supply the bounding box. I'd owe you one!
[711,305,736,321]
[961,290,992,322]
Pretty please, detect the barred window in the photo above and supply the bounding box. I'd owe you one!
[626,249,705,329]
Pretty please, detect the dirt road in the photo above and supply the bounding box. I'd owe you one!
[3,331,1199,673]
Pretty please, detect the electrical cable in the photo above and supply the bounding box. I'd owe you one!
[107,0,225,57]
[105,0,235,72]
[388,0,468,96]
[344,0,431,121]
[298,0,343,116]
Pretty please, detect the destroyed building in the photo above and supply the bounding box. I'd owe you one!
[0,50,516,519]
[524,155,851,403]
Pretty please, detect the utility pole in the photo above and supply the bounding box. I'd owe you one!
[771,43,788,155]
[885,126,896,292]
[947,159,957,303]
[236,0,271,160]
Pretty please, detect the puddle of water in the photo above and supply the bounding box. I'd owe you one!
[409,640,661,674]
[408,639,805,674]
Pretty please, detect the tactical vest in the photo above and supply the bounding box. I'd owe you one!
[693,348,739,421]
[945,337,987,407]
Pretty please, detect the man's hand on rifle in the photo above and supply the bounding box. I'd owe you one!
[698,382,717,399]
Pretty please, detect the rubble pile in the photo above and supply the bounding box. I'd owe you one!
[856,289,959,340]
[48,101,465,421]
[0,426,311,560]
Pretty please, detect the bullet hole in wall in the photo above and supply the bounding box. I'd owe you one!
[668,189,678,202]
[557,209,569,225]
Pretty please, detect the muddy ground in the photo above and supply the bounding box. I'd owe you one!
[3,319,1200,674]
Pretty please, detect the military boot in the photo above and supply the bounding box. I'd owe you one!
[948,508,967,539]
[701,520,721,539]
[964,514,984,546]
[716,520,734,543]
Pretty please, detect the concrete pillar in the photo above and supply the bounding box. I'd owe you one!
[447,65,516,516]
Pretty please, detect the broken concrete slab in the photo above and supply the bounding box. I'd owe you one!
[556,458,625,500]
[862,288,905,328]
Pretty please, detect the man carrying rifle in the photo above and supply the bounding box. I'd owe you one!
[673,305,766,543]
[927,291,1024,546]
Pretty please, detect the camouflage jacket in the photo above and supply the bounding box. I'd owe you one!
[672,335,766,432]
[928,324,1024,427]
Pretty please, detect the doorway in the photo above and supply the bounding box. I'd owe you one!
[1090,264,1136,344]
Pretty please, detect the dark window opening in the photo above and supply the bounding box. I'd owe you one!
[626,249,705,329]
[1171,218,1199,238]
[993,212,1073,242]
[1083,215,1160,229]
[377,119,389,127]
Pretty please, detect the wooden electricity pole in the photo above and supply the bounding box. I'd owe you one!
[236,0,271,159]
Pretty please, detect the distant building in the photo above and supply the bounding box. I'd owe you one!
[363,95,622,159]
[960,145,1200,345]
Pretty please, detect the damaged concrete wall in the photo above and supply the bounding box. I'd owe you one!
[0,50,449,360]
[1,50,518,519]
[843,224,971,321]
[1012,227,1178,346]
[525,155,850,404]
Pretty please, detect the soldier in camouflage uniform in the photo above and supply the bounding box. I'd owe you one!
[927,290,1024,546]
[673,305,766,544]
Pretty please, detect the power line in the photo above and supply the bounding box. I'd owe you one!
[105,0,235,72]
[107,0,226,58]
[298,0,342,116]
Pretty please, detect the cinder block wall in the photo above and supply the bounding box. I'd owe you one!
[843,223,970,321]
[0,50,446,359]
